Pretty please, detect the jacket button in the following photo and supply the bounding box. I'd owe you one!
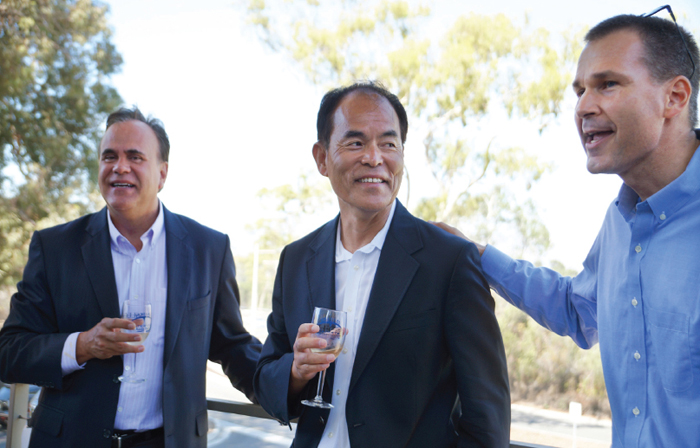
[103,429,112,438]
[319,416,325,424]
[113,375,121,383]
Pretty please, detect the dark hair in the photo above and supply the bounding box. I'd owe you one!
[586,14,699,127]
[316,81,408,147]
[105,106,170,162]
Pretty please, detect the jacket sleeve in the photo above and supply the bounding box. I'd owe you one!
[448,243,511,447]
[208,235,262,403]
[0,231,68,389]
[253,247,313,424]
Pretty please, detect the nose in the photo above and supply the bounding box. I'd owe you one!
[112,157,131,174]
[575,89,598,120]
[361,142,382,167]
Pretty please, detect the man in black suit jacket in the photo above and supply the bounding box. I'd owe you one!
[0,107,261,447]
[254,82,510,447]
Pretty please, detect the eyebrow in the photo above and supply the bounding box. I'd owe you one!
[101,148,146,157]
[572,70,630,90]
[342,130,399,139]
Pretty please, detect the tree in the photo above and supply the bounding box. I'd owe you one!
[245,0,584,260]
[0,0,122,291]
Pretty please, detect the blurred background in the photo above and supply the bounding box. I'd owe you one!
[2,1,699,446]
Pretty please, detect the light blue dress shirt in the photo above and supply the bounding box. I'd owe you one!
[481,143,700,447]
[61,202,167,431]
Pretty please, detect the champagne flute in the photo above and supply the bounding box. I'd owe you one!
[118,300,152,383]
[301,307,347,409]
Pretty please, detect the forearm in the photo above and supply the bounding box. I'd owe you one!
[481,244,598,348]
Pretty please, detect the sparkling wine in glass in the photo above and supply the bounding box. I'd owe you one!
[118,300,152,383]
[301,307,347,409]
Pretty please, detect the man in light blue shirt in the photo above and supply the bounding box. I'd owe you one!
[437,10,700,448]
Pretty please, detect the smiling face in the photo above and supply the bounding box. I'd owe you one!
[98,120,168,224]
[313,90,404,222]
[573,29,668,178]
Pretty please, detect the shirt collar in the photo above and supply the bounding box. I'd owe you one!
[107,201,165,252]
[335,199,397,263]
[616,143,700,222]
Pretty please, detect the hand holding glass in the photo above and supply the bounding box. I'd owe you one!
[118,300,152,383]
[301,307,347,409]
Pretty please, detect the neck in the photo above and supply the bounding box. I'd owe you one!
[338,203,392,254]
[108,204,159,252]
[622,129,698,201]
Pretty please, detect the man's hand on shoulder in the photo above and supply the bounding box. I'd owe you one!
[430,221,487,256]
[76,318,144,364]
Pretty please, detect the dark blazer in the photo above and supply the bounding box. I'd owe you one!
[254,201,510,447]
[0,206,261,448]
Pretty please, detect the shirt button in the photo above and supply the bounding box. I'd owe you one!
[635,245,642,253]
[632,298,638,307]
[353,265,359,271]
[343,348,348,354]
[136,258,141,264]
[328,432,334,438]
[347,306,353,312]
[660,213,666,220]
[633,407,640,416]
[336,389,341,395]
[117,406,123,412]
[634,351,641,360]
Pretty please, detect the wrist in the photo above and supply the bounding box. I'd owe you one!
[75,331,92,365]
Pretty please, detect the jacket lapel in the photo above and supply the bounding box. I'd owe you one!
[305,217,338,312]
[82,209,120,318]
[162,208,193,369]
[349,202,422,393]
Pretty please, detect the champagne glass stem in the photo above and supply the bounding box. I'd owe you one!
[314,368,327,403]
[129,351,136,378]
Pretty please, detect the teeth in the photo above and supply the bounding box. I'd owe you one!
[359,178,383,183]
[113,183,134,187]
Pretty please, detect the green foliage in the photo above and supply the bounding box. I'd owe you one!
[243,0,583,260]
[0,0,121,287]
[496,298,609,416]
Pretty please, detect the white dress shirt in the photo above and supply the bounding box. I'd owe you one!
[61,202,167,430]
[317,200,396,448]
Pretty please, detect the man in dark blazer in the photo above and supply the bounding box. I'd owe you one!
[254,82,510,447]
[0,107,261,447]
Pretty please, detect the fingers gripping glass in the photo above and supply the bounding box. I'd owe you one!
[118,300,152,383]
[642,5,696,81]
[301,307,348,409]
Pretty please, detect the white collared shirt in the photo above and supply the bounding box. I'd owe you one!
[61,202,167,430]
[317,200,396,448]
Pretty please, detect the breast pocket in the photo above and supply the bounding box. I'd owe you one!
[647,307,693,393]
[187,291,212,311]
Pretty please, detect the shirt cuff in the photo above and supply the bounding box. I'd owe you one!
[480,245,514,286]
[61,332,86,376]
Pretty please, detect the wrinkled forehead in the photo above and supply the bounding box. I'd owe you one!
[575,30,649,83]
[333,91,400,132]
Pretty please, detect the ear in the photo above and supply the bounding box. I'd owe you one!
[312,142,329,177]
[158,161,169,192]
[663,75,692,120]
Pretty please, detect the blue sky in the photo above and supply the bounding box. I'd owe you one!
[103,0,700,269]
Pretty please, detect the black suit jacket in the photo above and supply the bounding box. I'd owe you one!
[254,201,510,447]
[0,206,261,448]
